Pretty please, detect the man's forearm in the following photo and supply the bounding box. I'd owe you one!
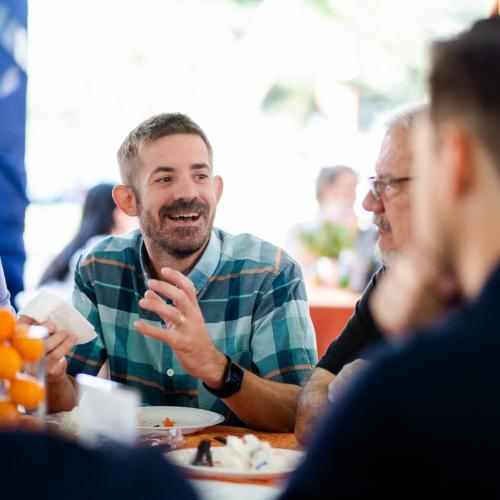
[223,370,301,432]
[47,374,78,413]
[294,368,335,445]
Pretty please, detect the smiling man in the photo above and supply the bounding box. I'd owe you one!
[47,113,317,431]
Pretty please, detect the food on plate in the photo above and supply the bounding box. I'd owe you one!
[52,407,81,436]
[137,411,176,428]
[192,434,276,471]
[162,417,176,428]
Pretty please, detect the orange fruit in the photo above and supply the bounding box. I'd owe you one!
[0,308,15,342]
[8,375,45,411]
[0,344,22,379]
[0,399,19,427]
[12,325,46,363]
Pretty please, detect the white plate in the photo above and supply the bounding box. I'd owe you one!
[190,479,281,500]
[167,447,304,480]
[138,406,225,435]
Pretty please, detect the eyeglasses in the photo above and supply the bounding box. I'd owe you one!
[367,176,413,200]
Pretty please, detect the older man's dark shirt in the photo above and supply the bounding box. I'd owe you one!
[317,266,384,374]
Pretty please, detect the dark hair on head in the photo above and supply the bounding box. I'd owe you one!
[39,183,117,285]
[316,165,356,203]
[429,15,500,168]
[117,113,213,190]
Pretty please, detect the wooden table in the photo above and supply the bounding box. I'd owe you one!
[307,285,360,358]
[182,425,301,451]
[179,425,301,486]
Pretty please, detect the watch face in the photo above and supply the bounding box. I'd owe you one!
[227,361,244,388]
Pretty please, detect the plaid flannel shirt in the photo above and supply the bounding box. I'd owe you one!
[67,228,317,424]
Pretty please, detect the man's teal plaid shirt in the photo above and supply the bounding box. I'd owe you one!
[67,228,317,424]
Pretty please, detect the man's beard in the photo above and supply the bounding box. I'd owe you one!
[373,216,395,264]
[373,215,391,233]
[139,198,214,259]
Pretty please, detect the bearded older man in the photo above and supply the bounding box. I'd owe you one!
[282,15,500,499]
[294,105,425,444]
[47,113,317,431]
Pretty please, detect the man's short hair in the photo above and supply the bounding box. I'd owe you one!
[385,103,428,134]
[429,16,500,169]
[117,113,213,189]
[316,165,356,203]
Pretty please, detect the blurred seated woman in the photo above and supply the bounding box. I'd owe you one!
[37,183,136,298]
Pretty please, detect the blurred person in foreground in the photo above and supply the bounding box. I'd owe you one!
[294,105,425,445]
[282,16,500,499]
[47,113,317,431]
[0,431,196,500]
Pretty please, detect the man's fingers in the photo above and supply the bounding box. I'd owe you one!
[46,330,76,353]
[134,320,179,346]
[16,315,36,326]
[139,298,186,326]
[160,267,197,302]
[48,335,78,362]
[17,316,59,336]
[40,320,57,334]
[46,357,67,380]
[144,289,164,302]
[146,279,192,312]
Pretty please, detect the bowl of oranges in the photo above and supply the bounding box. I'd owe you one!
[0,308,47,428]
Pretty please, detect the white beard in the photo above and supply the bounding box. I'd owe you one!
[375,240,399,267]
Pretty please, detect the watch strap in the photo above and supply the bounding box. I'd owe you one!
[203,355,244,399]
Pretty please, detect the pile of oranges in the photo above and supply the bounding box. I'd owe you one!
[0,308,46,427]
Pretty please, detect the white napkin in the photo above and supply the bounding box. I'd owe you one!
[19,289,97,344]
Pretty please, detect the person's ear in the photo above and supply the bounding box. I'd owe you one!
[213,175,224,203]
[112,185,139,217]
[439,124,473,199]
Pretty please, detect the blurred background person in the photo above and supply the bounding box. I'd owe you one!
[18,183,136,306]
[288,165,377,290]
[287,165,358,284]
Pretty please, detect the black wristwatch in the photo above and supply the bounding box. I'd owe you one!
[203,355,244,399]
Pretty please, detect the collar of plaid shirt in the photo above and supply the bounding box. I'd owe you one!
[137,228,223,297]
